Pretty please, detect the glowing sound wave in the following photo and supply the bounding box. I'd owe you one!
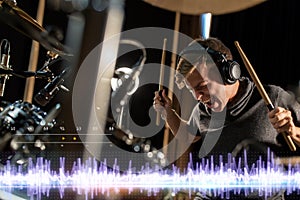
[0,152,300,199]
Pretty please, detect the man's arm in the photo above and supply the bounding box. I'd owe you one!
[153,89,201,142]
[268,107,300,146]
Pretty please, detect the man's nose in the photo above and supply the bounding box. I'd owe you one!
[194,91,204,101]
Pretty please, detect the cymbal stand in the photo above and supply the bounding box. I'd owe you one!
[23,0,45,103]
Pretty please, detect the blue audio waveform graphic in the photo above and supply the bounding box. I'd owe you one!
[0,149,300,200]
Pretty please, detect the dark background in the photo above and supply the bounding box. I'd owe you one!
[0,0,300,199]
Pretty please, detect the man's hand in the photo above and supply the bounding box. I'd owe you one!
[268,107,300,145]
[153,89,172,117]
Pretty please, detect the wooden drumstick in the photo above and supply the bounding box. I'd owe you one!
[156,38,167,126]
[234,41,296,151]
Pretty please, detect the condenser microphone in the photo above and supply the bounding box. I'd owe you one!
[34,69,68,106]
[0,39,11,97]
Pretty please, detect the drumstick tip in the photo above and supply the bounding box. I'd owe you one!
[234,41,240,47]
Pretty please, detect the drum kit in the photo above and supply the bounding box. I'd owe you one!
[0,0,70,165]
[0,0,296,168]
[0,0,165,168]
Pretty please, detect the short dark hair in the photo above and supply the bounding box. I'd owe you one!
[175,37,232,89]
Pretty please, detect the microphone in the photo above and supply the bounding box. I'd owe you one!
[111,65,143,106]
[111,39,147,104]
[34,69,69,106]
[0,68,52,79]
[16,70,53,79]
[0,39,11,97]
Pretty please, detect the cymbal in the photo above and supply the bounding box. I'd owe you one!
[0,0,71,56]
[144,0,266,15]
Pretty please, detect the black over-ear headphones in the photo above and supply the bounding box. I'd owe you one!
[178,40,241,85]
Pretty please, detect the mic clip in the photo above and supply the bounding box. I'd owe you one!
[34,69,69,106]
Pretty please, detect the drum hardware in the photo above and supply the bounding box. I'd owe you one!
[34,68,69,107]
[0,100,61,165]
[105,118,168,167]
[111,39,146,98]
[111,39,146,130]
[0,67,53,79]
[109,39,168,167]
[31,50,70,106]
[0,39,11,97]
[0,0,68,171]
[0,39,69,107]
[111,68,139,132]
[0,36,67,165]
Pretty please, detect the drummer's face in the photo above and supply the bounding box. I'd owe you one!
[185,62,229,112]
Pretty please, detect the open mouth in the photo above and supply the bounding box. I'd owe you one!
[201,96,212,106]
[204,96,219,110]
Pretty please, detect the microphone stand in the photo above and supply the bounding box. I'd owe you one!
[114,65,143,131]
[111,39,147,130]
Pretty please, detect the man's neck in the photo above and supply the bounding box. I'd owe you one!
[228,80,240,102]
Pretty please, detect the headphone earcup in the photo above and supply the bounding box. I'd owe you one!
[177,40,241,85]
[221,60,241,85]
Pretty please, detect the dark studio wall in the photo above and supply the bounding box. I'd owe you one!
[124,0,300,89]
[211,0,300,89]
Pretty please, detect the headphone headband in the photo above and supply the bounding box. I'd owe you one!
[177,40,241,85]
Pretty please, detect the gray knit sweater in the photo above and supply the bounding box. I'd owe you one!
[186,77,300,199]
[188,77,300,158]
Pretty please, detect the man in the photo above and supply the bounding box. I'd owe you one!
[153,37,300,199]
